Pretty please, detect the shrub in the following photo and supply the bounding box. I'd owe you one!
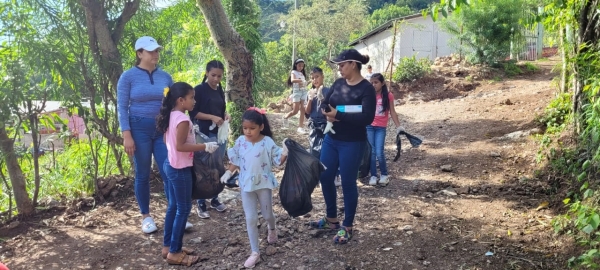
[536,92,572,134]
[392,55,431,82]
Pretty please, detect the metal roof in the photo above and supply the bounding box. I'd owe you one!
[348,13,425,46]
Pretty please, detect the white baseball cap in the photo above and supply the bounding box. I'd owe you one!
[134,36,162,51]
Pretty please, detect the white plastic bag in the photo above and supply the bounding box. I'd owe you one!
[217,120,229,144]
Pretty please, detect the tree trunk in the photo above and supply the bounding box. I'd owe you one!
[197,0,255,109]
[0,126,34,216]
[28,110,41,206]
[78,0,139,174]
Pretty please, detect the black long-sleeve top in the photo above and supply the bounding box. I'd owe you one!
[189,82,226,136]
[320,78,376,141]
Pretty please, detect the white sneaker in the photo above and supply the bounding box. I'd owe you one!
[297,127,307,134]
[369,176,378,186]
[334,176,342,187]
[379,175,390,186]
[141,217,158,234]
[244,252,260,268]
[185,221,193,230]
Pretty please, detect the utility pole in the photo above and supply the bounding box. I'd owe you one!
[292,0,297,64]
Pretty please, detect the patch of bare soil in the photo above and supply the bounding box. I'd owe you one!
[1,57,577,270]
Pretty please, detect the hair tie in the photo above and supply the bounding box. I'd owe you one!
[248,107,266,115]
[163,87,170,97]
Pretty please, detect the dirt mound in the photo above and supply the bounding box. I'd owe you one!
[389,75,481,103]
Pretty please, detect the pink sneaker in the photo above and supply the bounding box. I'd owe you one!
[244,252,260,268]
[268,228,278,244]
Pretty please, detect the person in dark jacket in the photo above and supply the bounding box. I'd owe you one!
[308,49,376,244]
[305,67,341,186]
[189,60,229,218]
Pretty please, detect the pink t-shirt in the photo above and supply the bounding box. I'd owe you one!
[371,92,395,127]
[165,111,196,169]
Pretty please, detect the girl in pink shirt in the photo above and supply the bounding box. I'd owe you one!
[156,82,219,266]
[367,73,402,186]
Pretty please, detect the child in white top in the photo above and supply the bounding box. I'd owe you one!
[283,58,309,134]
[220,107,288,268]
[156,82,219,266]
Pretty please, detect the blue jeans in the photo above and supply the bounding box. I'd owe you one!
[196,132,225,208]
[163,160,193,253]
[366,125,388,177]
[130,116,168,215]
[319,135,365,227]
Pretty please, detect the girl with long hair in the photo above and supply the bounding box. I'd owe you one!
[283,58,308,134]
[367,73,402,186]
[189,60,229,218]
[156,82,218,266]
[219,108,288,268]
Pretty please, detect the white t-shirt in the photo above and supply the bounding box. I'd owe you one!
[291,70,307,92]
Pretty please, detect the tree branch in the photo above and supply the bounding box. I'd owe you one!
[111,0,140,43]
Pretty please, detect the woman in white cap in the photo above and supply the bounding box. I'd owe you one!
[283,58,308,134]
[117,36,192,234]
[308,49,376,244]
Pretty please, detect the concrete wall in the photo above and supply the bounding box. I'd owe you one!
[354,15,455,77]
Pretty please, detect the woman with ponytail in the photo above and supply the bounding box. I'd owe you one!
[117,36,193,233]
[156,82,219,266]
[189,60,229,218]
[309,49,376,245]
[366,73,402,186]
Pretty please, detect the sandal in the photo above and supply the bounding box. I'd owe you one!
[162,246,194,259]
[166,252,199,266]
[308,217,340,230]
[333,227,352,244]
[267,228,278,244]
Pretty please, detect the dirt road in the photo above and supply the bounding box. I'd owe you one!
[1,59,575,270]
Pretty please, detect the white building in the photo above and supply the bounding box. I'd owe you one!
[349,13,455,76]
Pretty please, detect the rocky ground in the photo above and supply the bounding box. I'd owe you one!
[0,57,577,270]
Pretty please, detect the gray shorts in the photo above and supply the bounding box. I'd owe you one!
[291,89,308,103]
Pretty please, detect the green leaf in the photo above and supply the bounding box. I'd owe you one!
[590,214,600,229]
[578,172,588,182]
[582,181,589,191]
[584,189,594,199]
[563,198,571,204]
[583,160,591,170]
[583,224,594,234]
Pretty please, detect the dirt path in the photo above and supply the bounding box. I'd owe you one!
[1,59,575,270]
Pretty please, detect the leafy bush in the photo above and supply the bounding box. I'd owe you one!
[0,140,130,213]
[439,0,527,65]
[392,55,431,82]
[536,92,572,134]
[524,62,540,72]
[502,61,523,76]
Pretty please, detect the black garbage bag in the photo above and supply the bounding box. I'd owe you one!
[191,133,225,200]
[279,138,326,217]
[308,121,326,159]
[358,141,372,178]
[394,131,423,162]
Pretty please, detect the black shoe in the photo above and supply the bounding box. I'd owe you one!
[210,199,227,212]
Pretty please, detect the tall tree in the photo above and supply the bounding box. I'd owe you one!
[197,0,256,138]
[285,0,368,60]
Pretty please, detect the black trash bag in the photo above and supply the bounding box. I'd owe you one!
[308,121,326,159]
[191,133,225,200]
[358,141,372,179]
[394,131,423,162]
[279,138,326,217]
